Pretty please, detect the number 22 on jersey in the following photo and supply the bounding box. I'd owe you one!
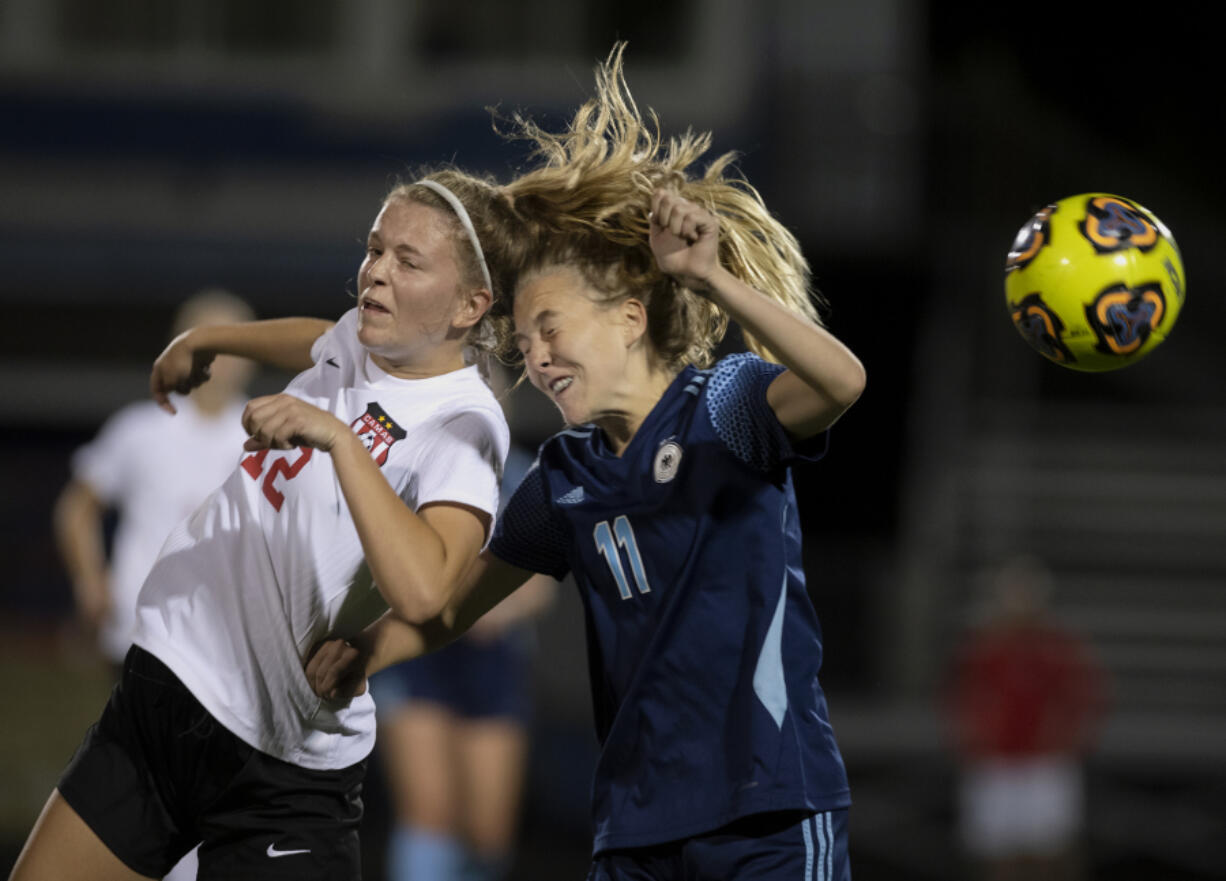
[241,447,313,512]
[594,515,652,599]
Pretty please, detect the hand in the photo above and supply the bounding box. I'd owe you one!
[242,394,344,452]
[150,330,216,415]
[649,189,721,293]
[305,638,369,702]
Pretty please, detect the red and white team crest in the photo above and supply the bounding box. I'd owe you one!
[350,402,406,466]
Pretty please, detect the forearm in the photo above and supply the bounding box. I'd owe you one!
[307,553,534,700]
[360,611,450,676]
[468,573,557,633]
[187,318,333,372]
[705,266,865,435]
[650,187,863,426]
[362,556,535,671]
[710,267,864,403]
[52,482,108,598]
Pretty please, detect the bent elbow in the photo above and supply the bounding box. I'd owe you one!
[815,361,866,434]
[393,598,446,628]
[383,580,450,627]
[843,359,867,408]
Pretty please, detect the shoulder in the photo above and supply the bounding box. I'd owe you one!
[705,352,786,397]
[438,402,510,450]
[701,352,820,471]
[72,400,165,483]
[97,399,175,438]
[433,370,509,433]
[309,307,361,365]
[330,306,360,337]
[701,351,785,430]
[394,370,511,461]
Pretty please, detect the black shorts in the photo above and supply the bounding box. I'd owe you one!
[58,645,367,881]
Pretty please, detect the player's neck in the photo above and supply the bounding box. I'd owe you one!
[191,384,238,417]
[368,344,467,380]
[594,363,679,456]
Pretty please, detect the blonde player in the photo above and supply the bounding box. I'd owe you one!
[9,171,525,881]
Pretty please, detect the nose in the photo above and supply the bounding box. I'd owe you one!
[364,251,389,285]
[523,337,551,372]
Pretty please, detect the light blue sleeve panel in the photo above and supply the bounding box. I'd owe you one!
[705,352,829,471]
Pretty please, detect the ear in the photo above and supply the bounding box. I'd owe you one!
[619,297,649,348]
[453,286,493,330]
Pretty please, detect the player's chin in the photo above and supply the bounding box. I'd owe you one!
[554,401,589,427]
[355,323,392,354]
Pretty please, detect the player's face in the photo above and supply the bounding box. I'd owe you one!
[356,197,469,377]
[514,266,634,426]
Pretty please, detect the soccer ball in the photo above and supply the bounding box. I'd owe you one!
[1004,193,1186,371]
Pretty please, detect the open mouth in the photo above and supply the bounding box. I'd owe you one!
[361,298,391,315]
[550,376,574,396]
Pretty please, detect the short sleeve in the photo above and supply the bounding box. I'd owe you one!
[71,404,145,503]
[409,409,508,527]
[489,464,571,579]
[705,352,828,471]
[310,308,361,367]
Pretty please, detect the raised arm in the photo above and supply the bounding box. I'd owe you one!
[650,189,865,439]
[150,317,334,414]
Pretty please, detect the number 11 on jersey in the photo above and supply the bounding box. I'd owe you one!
[593,515,652,599]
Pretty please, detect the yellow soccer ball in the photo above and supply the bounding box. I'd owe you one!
[1004,193,1186,371]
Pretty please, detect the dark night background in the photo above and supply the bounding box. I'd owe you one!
[2,2,1223,878]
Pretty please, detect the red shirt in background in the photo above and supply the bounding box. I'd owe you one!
[947,620,1109,759]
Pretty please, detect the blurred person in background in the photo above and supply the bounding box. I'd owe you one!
[944,554,1110,881]
[367,363,556,881]
[52,288,256,881]
[54,289,256,677]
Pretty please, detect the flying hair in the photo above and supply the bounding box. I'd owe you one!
[500,42,823,368]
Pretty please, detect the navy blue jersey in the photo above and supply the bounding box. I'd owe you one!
[490,353,851,853]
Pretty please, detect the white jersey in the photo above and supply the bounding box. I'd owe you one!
[133,309,509,770]
[71,397,248,663]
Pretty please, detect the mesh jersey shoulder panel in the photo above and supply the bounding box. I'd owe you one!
[705,352,791,472]
[489,458,571,579]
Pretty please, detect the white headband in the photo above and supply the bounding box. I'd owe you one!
[415,179,493,294]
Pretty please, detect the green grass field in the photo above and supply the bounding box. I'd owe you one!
[0,621,113,840]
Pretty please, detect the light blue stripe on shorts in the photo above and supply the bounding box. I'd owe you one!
[803,812,833,881]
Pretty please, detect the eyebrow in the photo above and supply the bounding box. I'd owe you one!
[512,308,559,346]
[392,243,425,257]
[366,232,426,259]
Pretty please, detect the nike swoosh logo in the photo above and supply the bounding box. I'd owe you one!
[325,358,340,368]
[266,843,312,858]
